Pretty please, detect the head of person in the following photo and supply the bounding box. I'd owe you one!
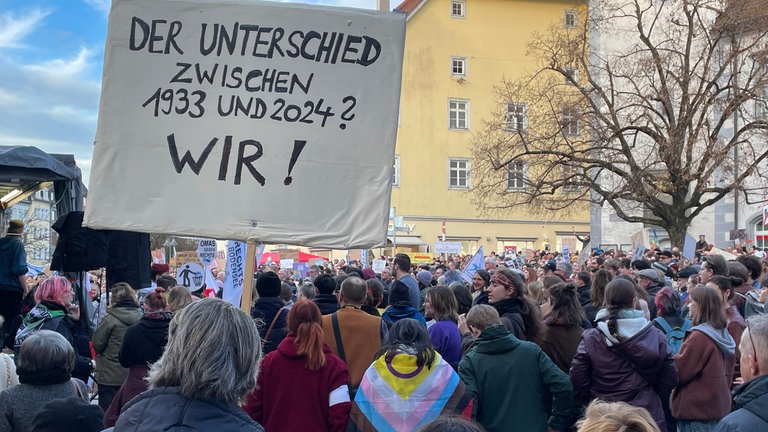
[286,300,326,371]
[736,255,761,284]
[654,287,681,318]
[31,396,105,432]
[339,276,367,307]
[417,415,487,432]
[297,282,316,301]
[156,275,177,290]
[546,282,584,326]
[345,266,365,280]
[741,314,768,382]
[449,282,472,316]
[700,254,728,284]
[726,261,748,288]
[577,399,661,432]
[575,271,591,288]
[425,286,459,322]
[705,274,739,308]
[378,318,436,369]
[380,267,392,281]
[167,285,193,313]
[365,278,385,309]
[393,253,412,277]
[465,304,503,336]
[256,271,282,298]
[314,273,336,296]
[555,261,573,279]
[603,278,639,340]
[109,282,137,307]
[636,269,661,289]
[17,330,74,378]
[148,299,262,404]
[388,280,412,308]
[416,270,433,289]
[527,280,548,305]
[280,282,293,303]
[144,287,168,313]
[471,269,490,293]
[34,276,73,307]
[688,285,727,329]
[542,274,564,292]
[486,267,527,304]
[590,269,612,307]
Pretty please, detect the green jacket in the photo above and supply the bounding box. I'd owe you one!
[92,304,141,385]
[458,325,573,432]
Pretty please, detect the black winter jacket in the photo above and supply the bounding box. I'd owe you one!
[251,297,288,354]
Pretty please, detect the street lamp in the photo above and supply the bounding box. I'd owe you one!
[162,237,178,263]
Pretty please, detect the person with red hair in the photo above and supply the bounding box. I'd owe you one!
[244,300,351,431]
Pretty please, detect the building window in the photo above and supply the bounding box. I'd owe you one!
[506,103,528,132]
[563,165,581,193]
[448,99,470,130]
[33,208,49,221]
[451,57,466,76]
[755,219,768,248]
[506,162,527,191]
[564,66,579,85]
[393,155,400,187]
[756,86,768,120]
[451,0,465,18]
[449,158,471,189]
[562,106,580,136]
[565,10,578,28]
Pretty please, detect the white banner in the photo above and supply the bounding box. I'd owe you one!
[222,240,246,306]
[84,0,405,249]
[371,259,386,274]
[434,241,461,254]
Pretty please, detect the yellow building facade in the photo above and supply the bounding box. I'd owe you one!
[390,0,590,256]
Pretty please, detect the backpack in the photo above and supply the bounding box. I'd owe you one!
[734,290,765,318]
[653,316,690,355]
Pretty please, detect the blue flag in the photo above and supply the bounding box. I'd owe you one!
[461,246,484,284]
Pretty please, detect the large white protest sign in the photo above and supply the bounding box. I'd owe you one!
[84,0,405,249]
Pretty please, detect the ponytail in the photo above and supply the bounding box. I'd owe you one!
[294,321,326,371]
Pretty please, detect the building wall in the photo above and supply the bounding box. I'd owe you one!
[393,0,590,255]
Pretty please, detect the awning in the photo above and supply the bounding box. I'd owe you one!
[387,235,424,246]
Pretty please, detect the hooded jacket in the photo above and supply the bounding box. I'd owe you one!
[313,294,339,315]
[491,297,528,340]
[381,305,426,328]
[92,300,142,385]
[243,335,351,432]
[110,386,264,432]
[0,236,26,292]
[251,296,288,354]
[570,309,678,432]
[672,323,736,421]
[713,374,768,431]
[459,325,573,432]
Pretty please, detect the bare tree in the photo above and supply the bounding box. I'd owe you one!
[471,0,768,247]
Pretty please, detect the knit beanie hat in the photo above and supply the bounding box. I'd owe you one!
[256,271,282,297]
[31,397,104,432]
[389,280,411,306]
[416,270,433,287]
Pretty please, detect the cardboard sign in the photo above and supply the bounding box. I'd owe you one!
[197,239,217,265]
[372,259,386,274]
[176,261,205,290]
[84,0,406,249]
[434,241,461,254]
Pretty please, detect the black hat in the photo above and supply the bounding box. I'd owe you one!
[678,266,699,279]
[256,271,281,297]
[389,280,412,305]
[31,397,104,432]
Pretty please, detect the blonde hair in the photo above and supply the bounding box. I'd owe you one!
[0,353,19,390]
[466,304,503,332]
[109,282,137,307]
[577,400,660,432]
[168,285,193,313]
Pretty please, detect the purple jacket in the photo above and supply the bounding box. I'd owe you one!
[570,310,678,432]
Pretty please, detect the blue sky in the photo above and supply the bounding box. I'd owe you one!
[0,0,380,185]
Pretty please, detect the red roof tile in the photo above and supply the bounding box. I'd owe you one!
[395,0,426,15]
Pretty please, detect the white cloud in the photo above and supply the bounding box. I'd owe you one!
[83,0,111,15]
[24,46,95,80]
[0,8,51,49]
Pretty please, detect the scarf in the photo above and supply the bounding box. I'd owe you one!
[143,311,173,321]
[14,303,66,349]
[17,367,71,385]
[350,350,467,431]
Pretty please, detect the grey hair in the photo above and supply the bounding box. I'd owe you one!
[17,330,75,373]
[148,298,262,404]
[556,261,573,276]
[745,314,768,371]
[299,282,316,300]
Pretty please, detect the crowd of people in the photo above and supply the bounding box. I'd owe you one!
[3,217,768,431]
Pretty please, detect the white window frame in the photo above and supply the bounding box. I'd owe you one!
[448,99,470,130]
[449,158,471,190]
[563,165,581,193]
[505,102,528,133]
[565,10,578,28]
[564,66,579,85]
[393,155,400,187]
[451,57,467,76]
[562,106,580,136]
[451,0,466,19]
[506,161,527,191]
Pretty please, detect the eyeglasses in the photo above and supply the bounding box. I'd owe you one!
[746,318,758,363]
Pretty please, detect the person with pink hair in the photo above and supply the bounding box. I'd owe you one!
[13,276,94,382]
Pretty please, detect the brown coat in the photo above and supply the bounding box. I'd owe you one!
[322,306,384,389]
[671,330,735,421]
